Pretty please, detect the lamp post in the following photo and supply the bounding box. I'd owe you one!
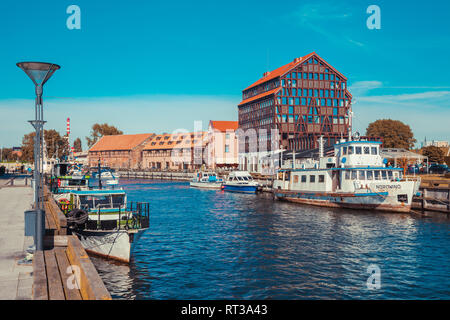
[17,62,60,251]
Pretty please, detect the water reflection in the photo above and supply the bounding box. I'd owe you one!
[91,180,450,300]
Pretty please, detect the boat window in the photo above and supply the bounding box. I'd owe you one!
[371,147,378,155]
[367,171,373,180]
[355,147,362,155]
[348,146,354,155]
[374,170,381,180]
[111,195,125,208]
[294,175,299,183]
[343,146,347,155]
[381,171,387,180]
[93,195,111,208]
[310,175,315,183]
[358,170,365,180]
[388,171,393,180]
[399,172,403,180]
[364,146,370,155]
[351,170,357,180]
[345,171,350,180]
[318,175,325,183]
[301,175,307,183]
[79,196,94,209]
[242,176,249,181]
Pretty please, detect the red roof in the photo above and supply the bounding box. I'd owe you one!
[238,88,280,106]
[209,121,239,132]
[243,52,348,93]
[244,52,316,91]
[89,133,154,151]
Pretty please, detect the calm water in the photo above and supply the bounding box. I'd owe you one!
[91,179,450,300]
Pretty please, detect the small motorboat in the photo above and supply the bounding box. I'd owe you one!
[222,171,258,193]
[190,171,223,189]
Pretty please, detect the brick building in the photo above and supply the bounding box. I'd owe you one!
[88,133,154,169]
[238,52,353,173]
[142,132,207,171]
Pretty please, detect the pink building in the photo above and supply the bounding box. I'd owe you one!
[206,121,239,169]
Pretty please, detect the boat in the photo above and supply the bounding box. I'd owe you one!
[190,171,224,189]
[273,136,419,213]
[57,189,149,263]
[222,171,259,193]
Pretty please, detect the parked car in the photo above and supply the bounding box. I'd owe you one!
[428,163,449,174]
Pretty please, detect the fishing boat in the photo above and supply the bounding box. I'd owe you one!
[222,171,259,193]
[273,136,419,213]
[190,171,224,189]
[57,189,149,263]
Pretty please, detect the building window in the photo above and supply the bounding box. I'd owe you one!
[225,145,229,153]
[225,133,230,139]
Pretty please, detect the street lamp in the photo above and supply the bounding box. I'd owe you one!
[17,62,60,251]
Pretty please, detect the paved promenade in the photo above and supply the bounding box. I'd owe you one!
[0,177,34,299]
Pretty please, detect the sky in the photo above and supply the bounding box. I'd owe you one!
[0,0,449,149]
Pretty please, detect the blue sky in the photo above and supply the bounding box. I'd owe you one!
[0,0,449,149]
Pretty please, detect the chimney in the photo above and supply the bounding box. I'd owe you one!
[293,57,302,63]
[263,71,271,77]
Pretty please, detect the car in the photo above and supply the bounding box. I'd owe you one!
[428,163,449,174]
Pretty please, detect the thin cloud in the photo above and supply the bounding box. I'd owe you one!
[0,95,240,148]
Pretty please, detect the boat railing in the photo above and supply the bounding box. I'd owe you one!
[127,201,150,229]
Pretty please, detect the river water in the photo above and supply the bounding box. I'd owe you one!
[91,179,450,300]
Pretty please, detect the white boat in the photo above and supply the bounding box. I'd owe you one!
[190,172,224,189]
[57,189,149,263]
[222,171,259,193]
[273,136,419,213]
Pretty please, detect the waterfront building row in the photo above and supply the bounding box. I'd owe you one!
[87,121,239,170]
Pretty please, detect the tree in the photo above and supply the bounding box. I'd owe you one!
[86,123,123,148]
[421,146,444,164]
[366,119,416,149]
[73,138,82,152]
[20,130,68,162]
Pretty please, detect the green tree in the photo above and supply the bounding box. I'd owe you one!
[73,137,82,152]
[421,146,444,164]
[366,119,416,149]
[86,123,123,148]
[20,130,68,162]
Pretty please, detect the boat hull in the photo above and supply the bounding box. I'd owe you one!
[223,184,258,194]
[73,228,146,263]
[274,190,412,213]
[189,182,223,189]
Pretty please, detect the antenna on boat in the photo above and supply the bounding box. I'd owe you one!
[98,158,102,190]
[318,135,324,158]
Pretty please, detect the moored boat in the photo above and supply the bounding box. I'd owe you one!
[273,136,419,213]
[190,171,223,189]
[57,189,149,263]
[222,171,258,193]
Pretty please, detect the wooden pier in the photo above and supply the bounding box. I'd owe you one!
[33,186,111,300]
[412,178,450,214]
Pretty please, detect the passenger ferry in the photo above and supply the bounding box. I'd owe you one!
[190,171,224,189]
[222,171,259,194]
[273,136,419,213]
[57,189,149,263]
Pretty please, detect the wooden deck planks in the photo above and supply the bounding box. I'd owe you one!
[54,247,82,300]
[43,249,66,300]
[32,251,48,300]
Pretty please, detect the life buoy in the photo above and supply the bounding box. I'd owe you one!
[57,179,61,187]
